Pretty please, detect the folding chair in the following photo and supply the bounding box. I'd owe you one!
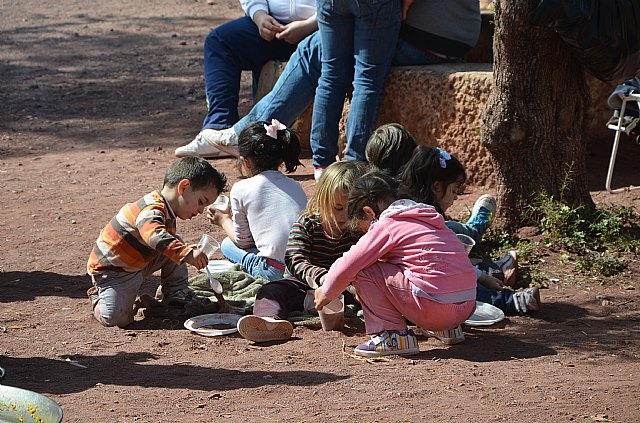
[605,92,640,193]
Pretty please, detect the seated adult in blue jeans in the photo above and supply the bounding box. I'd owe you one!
[175,0,480,161]
[175,0,317,159]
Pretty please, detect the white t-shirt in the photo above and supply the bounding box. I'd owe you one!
[230,170,307,262]
[241,0,316,24]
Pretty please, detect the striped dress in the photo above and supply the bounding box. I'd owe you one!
[87,191,191,274]
[284,212,361,288]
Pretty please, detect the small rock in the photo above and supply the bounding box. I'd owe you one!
[71,220,77,224]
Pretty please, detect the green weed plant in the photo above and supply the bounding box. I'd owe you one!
[525,192,639,276]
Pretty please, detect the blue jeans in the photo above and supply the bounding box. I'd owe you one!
[220,237,285,281]
[476,284,518,315]
[310,0,401,168]
[233,30,446,139]
[91,253,188,327]
[202,16,298,130]
[446,220,482,245]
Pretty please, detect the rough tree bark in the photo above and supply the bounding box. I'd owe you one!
[481,0,594,230]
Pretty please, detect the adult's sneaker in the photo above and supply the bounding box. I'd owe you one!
[237,315,293,342]
[466,194,497,234]
[513,287,541,314]
[175,128,238,158]
[423,325,465,345]
[353,329,420,357]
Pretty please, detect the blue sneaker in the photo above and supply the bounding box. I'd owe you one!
[466,194,497,233]
[354,329,420,357]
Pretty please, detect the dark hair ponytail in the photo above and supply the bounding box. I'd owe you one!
[237,120,302,174]
[347,170,399,231]
[398,146,466,214]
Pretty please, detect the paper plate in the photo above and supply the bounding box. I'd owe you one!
[184,313,241,337]
[464,301,505,326]
[200,259,235,274]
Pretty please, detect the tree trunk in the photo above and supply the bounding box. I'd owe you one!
[481,0,594,230]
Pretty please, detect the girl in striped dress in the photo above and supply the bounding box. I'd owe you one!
[237,160,369,342]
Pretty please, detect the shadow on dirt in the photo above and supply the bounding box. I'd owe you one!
[0,271,91,301]
[409,300,639,362]
[586,135,640,192]
[0,272,188,303]
[0,14,230,157]
[0,353,347,395]
[416,331,557,362]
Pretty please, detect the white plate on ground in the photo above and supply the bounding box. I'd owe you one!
[199,259,235,274]
[464,301,505,326]
[184,313,242,337]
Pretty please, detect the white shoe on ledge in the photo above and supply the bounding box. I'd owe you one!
[175,128,238,158]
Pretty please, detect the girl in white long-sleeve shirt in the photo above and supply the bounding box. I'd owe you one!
[207,119,307,280]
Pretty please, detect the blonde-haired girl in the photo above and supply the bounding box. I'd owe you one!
[237,160,369,342]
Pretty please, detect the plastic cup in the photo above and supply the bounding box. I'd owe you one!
[318,295,345,331]
[211,194,229,212]
[198,234,220,260]
[197,234,223,294]
[456,234,476,255]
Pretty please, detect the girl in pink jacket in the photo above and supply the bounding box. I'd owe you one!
[314,171,477,357]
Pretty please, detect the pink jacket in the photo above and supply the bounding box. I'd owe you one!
[322,200,477,303]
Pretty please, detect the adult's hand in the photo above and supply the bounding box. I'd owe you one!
[276,15,317,44]
[253,11,284,41]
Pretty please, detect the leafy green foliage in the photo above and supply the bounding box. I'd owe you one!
[524,191,639,276]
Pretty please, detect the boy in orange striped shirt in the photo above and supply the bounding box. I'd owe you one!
[87,157,227,327]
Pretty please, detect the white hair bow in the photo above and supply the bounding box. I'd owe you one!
[264,119,287,139]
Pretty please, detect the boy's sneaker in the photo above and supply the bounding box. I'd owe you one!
[466,194,497,233]
[353,329,420,357]
[237,315,293,343]
[513,287,541,314]
[492,250,518,287]
[157,287,208,307]
[87,286,99,310]
[423,325,465,345]
[175,128,238,158]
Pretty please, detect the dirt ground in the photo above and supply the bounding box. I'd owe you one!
[1,1,640,422]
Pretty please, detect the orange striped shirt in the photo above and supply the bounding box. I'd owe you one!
[87,191,191,274]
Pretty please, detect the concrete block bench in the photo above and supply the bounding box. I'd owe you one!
[257,60,614,187]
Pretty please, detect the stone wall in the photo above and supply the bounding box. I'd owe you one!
[256,12,617,187]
